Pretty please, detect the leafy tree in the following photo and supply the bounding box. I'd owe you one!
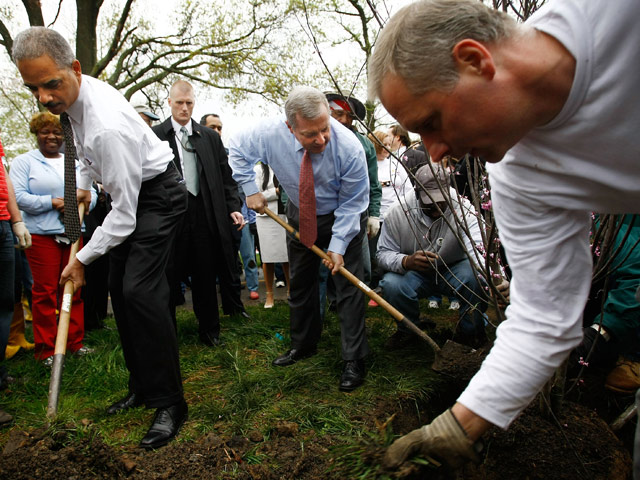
[0,0,318,157]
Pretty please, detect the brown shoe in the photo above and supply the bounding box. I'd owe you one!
[605,358,640,394]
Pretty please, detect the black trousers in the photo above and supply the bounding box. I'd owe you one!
[170,192,231,335]
[109,165,187,408]
[286,203,369,361]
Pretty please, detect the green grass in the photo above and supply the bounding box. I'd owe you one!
[0,297,463,477]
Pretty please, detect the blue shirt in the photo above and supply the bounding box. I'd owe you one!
[10,149,97,236]
[229,116,369,255]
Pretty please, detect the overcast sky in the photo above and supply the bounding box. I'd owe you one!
[4,0,413,142]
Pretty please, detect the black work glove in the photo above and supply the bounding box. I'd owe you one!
[570,326,618,371]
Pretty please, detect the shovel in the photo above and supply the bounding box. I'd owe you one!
[47,203,86,419]
[262,207,450,369]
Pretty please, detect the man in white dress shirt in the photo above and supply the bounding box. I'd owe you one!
[368,0,640,471]
[13,27,188,450]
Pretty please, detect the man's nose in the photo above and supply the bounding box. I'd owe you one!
[422,135,449,163]
[37,88,53,105]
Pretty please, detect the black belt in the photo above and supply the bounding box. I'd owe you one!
[141,162,177,188]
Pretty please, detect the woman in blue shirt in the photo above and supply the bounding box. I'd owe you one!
[10,112,95,366]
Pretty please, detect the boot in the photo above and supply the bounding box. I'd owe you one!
[605,357,640,394]
[22,293,32,322]
[5,302,34,360]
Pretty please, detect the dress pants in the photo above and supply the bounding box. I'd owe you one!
[108,165,187,409]
[26,234,85,359]
[171,193,227,336]
[287,202,369,361]
[0,221,14,384]
[218,221,245,316]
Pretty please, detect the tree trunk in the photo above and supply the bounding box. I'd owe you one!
[75,0,104,73]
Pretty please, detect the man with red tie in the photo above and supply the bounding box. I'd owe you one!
[229,86,370,391]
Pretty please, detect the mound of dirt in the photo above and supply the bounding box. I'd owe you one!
[0,423,340,480]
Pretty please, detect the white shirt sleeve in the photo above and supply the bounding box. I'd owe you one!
[75,129,143,265]
[457,182,592,428]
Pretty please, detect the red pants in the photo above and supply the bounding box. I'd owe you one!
[26,234,85,360]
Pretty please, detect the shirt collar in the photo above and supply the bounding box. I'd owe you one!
[65,74,87,125]
[171,117,192,136]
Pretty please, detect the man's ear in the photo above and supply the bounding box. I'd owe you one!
[286,121,294,135]
[71,59,82,79]
[452,39,495,79]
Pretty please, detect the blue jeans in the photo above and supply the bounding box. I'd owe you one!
[239,222,258,292]
[0,221,15,382]
[379,259,487,335]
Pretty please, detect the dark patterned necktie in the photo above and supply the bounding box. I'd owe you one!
[298,150,317,248]
[59,112,81,243]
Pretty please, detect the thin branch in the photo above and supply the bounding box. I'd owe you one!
[47,0,64,28]
[91,0,135,77]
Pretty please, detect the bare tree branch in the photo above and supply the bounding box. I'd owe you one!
[21,0,44,27]
[91,0,135,77]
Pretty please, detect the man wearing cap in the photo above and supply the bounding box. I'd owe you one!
[325,93,382,247]
[377,164,503,349]
[133,104,160,128]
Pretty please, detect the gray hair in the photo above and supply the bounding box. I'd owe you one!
[368,0,517,99]
[284,86,330,129]
[12,27,75,68]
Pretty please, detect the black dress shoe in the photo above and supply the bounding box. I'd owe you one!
[339,359,366,392]
[272,347,317,367]
[106,392,144,415]
[139,400,188,450]
[199,331,223,347]
[227,309,251,320]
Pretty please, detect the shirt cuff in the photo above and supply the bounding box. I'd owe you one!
[328,237,347,256]
[78,174,93,191]
[241,181,259,197]
[75,245,97,265]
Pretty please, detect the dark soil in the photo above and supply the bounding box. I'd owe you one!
[0,341,633,479]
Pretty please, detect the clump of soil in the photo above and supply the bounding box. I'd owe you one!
[366,344,634,480]
[0,424,337,479]
[366,397,631,480]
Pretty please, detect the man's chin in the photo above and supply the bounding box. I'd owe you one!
[470,149,505,164]
[308,146,327,155]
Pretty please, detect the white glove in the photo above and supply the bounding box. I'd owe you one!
[12,221,32,249]
[366,216,380,238]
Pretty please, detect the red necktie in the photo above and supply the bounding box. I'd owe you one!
[298,150,317,248]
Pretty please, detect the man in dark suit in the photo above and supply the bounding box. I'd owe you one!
[153,80,246,346]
